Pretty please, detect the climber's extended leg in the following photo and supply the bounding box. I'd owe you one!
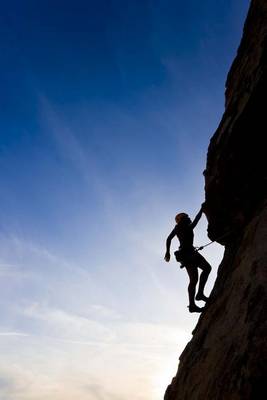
[195,253,212,302]
[185,264,203,312]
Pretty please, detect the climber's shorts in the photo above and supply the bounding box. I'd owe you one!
[174,248,200,268]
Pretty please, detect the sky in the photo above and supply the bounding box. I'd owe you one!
[0,1,249,399]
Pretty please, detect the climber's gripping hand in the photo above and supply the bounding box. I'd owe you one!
[201,202,206,212]
[164,252,170,262]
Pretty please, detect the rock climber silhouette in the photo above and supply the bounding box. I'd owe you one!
[164,204,211,313]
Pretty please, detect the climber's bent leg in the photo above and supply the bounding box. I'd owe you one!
[195,253,212,301]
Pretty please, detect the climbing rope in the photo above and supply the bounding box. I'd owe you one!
[196,230,233,251]
[195,241,214,251]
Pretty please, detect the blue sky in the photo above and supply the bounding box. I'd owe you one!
[0,1,249,399]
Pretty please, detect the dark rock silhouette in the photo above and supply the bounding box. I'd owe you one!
[164,1,267,399]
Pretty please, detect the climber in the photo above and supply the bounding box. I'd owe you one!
[164,204,211,313]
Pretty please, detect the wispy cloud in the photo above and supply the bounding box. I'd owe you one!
[0,332,29,337]
[38,95,113,201]
[0,299,188,400]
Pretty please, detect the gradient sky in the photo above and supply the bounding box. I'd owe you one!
[0,1,249,399]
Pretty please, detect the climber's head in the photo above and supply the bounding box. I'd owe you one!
[175,213,191,225]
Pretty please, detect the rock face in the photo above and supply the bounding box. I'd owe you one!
[164,1,267,399]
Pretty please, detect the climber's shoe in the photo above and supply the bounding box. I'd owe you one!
[188,304,204,313]
[195,294,209,302]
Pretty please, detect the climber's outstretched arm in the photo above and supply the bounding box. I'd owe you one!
[191,205,204,229]
[165,228,176,262]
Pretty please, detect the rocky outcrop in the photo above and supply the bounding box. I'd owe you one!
[164,1,267,399]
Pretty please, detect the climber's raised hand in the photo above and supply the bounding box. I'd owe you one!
[201,202,206,212]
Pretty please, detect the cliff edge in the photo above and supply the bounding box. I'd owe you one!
[164,1,267,399]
